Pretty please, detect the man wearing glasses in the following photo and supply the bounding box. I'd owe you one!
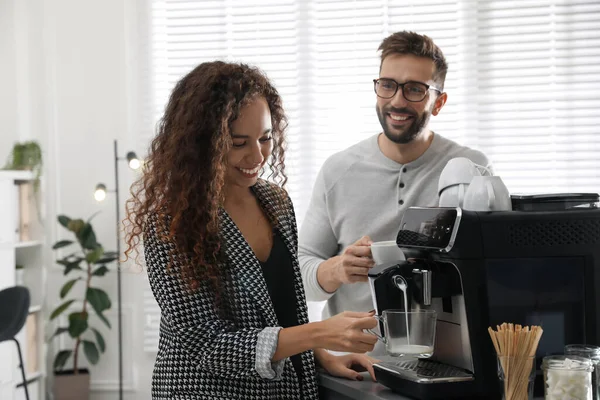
[298,31,490,352]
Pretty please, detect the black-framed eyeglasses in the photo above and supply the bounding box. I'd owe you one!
[373,78,442,102]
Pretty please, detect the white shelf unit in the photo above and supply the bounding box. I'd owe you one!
[14,241,43,249]
[0,170,46,400]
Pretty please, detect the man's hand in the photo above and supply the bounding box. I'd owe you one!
[317,236,374,293]
[334,236,375,284]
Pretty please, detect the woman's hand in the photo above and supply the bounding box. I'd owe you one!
[315,311,378,353]
[274,311,376,362]
[316,350,380,381]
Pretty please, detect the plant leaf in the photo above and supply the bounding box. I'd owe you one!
[83,340,100,365]
[64,263,84,276]
[68,311,88,338]
[59,278,80,299]
[57,256,83,267]
[94,251,118,264]
[58,215,71,229]
[78,223,98,250]
[87,287,112,328]
[85,245,104,264]
[52,240,73,250]
[67,219,85,234]
[96,312,111,329]
[57,256,84,275]
[49,326,69,340]
[53,350,72,371]
[50,300,75,320]
[92,266,109,277]
[91,327,106,353]
[87,287,111,314]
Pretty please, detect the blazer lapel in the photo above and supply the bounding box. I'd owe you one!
[252,180,311,327]
[219,196,278,327]
[220,179,308,329]
[253,181,316,384]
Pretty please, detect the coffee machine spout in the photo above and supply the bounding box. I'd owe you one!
[392,275,408,292]
[412,269,432,305]
[368,261,414,315]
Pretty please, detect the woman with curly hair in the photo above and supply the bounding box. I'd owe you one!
[124,61,378,399]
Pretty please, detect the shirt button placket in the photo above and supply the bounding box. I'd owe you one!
[398,167,407,206]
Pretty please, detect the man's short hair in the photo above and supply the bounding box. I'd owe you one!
[378,31,448,90]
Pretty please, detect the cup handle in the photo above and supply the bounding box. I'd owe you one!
[366,315,386,343]
[486,180,496,210]
[474,163,492,176]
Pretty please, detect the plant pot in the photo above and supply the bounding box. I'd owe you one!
[54,368,90,400]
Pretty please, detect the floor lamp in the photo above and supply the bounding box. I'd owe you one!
[93,140,140,400]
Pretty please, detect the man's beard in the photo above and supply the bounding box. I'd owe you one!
[376,106,432,144]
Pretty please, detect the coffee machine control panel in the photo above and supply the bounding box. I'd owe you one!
[397,207,462,252]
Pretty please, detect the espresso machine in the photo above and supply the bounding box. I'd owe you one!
[368,204,600,399]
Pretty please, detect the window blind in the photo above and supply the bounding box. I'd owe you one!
[146,0,600,220]
[140,0,600,332]
[474,0,600,193]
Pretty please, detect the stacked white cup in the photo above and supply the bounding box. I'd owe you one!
[438,157,484,208]
[438,157,512,212]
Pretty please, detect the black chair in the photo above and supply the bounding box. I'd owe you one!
[0,286,31,400]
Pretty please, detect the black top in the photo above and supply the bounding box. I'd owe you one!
[260,229,303,380]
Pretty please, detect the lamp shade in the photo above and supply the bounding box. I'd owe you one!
[126,151,141,170]
[94,183,107,202]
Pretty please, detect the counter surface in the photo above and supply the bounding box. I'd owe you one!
[318,371,412,400]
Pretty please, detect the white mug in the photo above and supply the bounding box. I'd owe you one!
[370,241,406,265]
[438,157,483,193]
[438,158,491,208]
[463,176,512,211]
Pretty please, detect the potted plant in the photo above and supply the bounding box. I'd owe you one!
[3,140,43,191]
[49,214,116,400]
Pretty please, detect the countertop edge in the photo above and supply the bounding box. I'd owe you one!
[318,372,412,400]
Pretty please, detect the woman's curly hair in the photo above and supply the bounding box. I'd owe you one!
[124,61,288,290]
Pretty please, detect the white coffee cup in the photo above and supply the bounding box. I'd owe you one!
[463,176,512,211]
[438,157,485,195]
[370,241,406,265]
[438,158,491,208]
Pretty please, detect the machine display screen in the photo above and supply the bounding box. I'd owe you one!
[485,257,586,365]
[397,207,459,250]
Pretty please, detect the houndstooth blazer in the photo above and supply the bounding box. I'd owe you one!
[145,179,320,400]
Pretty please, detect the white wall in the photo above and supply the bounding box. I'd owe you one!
[2,0,155,398]
[0,0,19,161]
